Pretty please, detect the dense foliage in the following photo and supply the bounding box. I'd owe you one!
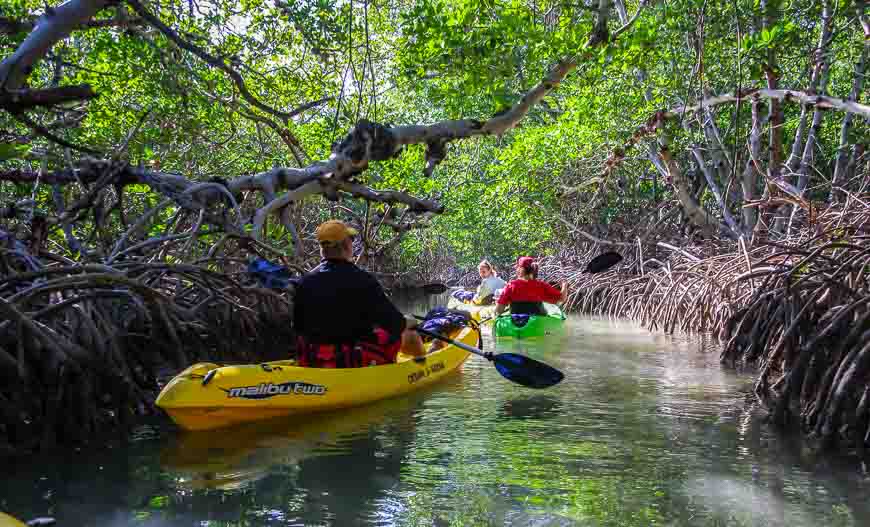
[2,0,867,273]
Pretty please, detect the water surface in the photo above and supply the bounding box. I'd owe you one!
[2,296,868,526]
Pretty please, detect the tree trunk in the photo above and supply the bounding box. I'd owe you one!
[830,15,868,202]
[659,143,723,238]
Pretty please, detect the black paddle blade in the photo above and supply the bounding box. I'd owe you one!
[492,353,565,389]
[421,283,448,295]
[585,251,623,274]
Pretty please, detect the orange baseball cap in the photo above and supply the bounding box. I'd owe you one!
[315,220,359,243]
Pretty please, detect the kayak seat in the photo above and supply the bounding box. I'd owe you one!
[508,301,547,315]
[418,306,474,341]
[511,314,532,327]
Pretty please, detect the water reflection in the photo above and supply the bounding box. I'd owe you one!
[498,395,562,420]
[160,387,430,491]
[3,309,870,526]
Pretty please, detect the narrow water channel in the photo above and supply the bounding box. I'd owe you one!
[2,294,868,526]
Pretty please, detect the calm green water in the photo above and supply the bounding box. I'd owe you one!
[2,295,869,526]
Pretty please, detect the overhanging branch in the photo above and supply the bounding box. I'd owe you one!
[0,0,111,90]
[1,0,648,243]
[0,14,144,36]
[0,84,96,111]
[673,89,870,120]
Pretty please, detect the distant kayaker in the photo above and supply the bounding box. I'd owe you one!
[494,256,568,316]
[472,259,507,305]
[292,219,426,367]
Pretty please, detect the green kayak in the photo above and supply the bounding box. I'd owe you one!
[494,303,566,338]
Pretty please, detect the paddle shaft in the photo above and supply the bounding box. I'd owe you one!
[413,318,565,388]
[414,327,490,360]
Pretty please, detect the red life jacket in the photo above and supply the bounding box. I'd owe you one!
[295,327,401,368]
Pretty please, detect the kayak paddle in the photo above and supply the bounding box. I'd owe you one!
[584,251,623,274]
[546,251,623,288]
[421,283,448,295]
[414,326,564,389]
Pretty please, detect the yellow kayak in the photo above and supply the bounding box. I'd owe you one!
[156,326,479,431]
[0,513,27,527]
[446,296,496,324]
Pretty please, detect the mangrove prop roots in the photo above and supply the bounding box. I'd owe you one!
[0,252,293,457]
[550,196,870,451]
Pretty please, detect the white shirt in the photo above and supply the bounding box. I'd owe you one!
[475,275,507,302]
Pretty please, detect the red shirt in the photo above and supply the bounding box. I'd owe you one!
[497,279,562,305]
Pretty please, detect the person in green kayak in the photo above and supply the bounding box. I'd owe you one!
[292,219,425,367]
[494,256,568,316]
[472,259,507,305]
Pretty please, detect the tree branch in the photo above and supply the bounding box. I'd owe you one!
[612,0,646,40]
[671,89,870,119]
[2,0,644,243]
[609,87,870,179]
[0,0,111,90]
[0,84,96,111]
[9,111,101,154]
[557,215,632,246]
[126,0,331,122]
[0,14,144,36]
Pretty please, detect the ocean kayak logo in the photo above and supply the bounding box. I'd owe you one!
[222,381,327,399]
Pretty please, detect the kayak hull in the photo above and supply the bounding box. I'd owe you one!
[0,513,27,527]
[155,327,478,431]
[494,303,566,338]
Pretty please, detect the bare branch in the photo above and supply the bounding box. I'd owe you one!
[671,89,870,119]
[608,87,870,181]
[612,0,646,40]
[1,0,645,244]
[557,215,632,246]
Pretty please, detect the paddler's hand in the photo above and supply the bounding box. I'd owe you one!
[404,314,419,329]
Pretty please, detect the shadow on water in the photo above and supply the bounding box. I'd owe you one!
[4,306,870,526]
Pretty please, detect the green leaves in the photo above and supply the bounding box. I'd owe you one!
[397,0,584,116]
[0,143,31,161]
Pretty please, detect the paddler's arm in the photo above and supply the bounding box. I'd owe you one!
[365,275,424,357]
[472,280,490,305]
[402,315,426,357]
[494,282,513,315]
[541,280,568,305]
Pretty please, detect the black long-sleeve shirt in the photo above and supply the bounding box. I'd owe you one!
[292,259,406,344]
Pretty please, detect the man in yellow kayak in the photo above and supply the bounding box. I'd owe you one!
[292,220,425,367]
